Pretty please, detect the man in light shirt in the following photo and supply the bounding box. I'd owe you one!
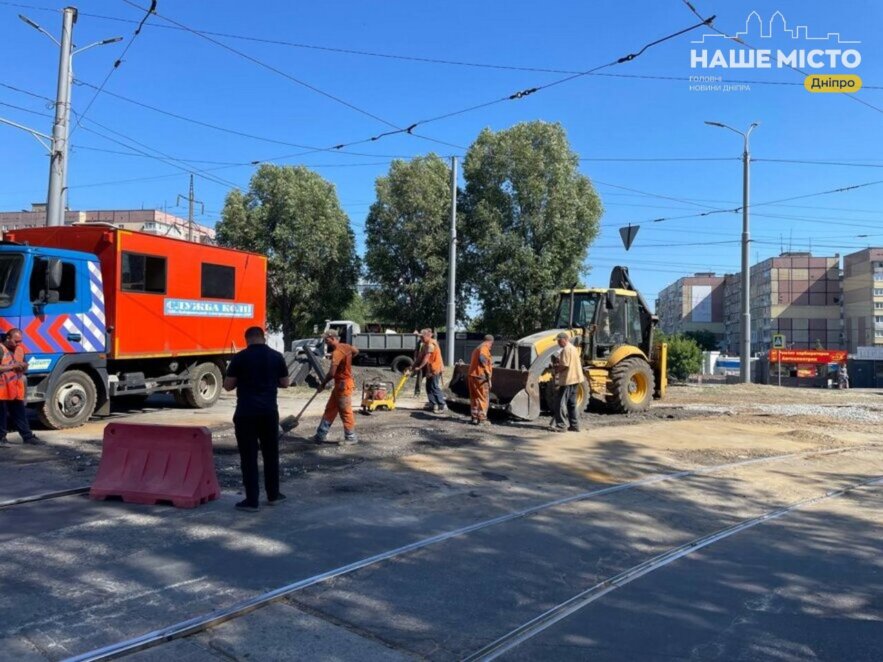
[550,332,583,433]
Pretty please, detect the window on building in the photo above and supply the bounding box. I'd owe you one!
[200,263,235,300]
[121,252,167,294]
[874,288,883,297]
[876,302,883,310]
[30,258,76,302]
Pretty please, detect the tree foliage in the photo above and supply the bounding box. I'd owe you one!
[683,329,719,352]
[460,122,603,338]
[215,165,359,348]
[665,333,703,381]
[363,155,465,330]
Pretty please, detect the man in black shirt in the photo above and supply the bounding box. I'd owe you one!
[223,327,290,512]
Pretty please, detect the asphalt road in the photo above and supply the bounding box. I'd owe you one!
[0,397,881,661]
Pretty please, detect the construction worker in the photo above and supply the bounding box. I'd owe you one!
[468,335,494,426]
[223,326,290,512]
[411,328,446,413]
[550,332,583,433]
[311,329,360,444]
[0,328,40,447]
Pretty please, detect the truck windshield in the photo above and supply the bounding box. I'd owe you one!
[555,293,599,328]
[0,254,23,309]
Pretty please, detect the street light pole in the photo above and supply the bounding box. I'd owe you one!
[445,156,458,365]
[705,121,759,384]
[18,8,122,227]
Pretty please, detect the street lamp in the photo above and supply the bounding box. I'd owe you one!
[18,9,122,226]
[705,120,759,384]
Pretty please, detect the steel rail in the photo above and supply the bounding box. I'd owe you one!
[464,475,883,661]
[65,443,880,661]
[0,487,90,510]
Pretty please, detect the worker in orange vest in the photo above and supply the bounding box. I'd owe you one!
[0,328,40,447]
[311,329,360,444]
[411,328,446,413]
[468,335,494,426]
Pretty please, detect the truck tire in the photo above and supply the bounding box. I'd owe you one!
[38,369,98,429]
[183,362,223,408]
[607,357,655,414]
[391,355,414,374]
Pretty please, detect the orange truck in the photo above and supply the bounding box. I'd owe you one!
[1,225,266,428]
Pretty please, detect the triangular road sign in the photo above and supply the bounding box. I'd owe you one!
[619,224,639,251]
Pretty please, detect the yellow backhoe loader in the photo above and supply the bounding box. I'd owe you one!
[446,266,667,420]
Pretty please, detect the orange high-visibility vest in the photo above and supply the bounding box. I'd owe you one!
[469,342,493,379]
[422,340,444,376]
[0,345,26,401]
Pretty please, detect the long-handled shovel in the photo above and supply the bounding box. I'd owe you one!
[280,390,321,433]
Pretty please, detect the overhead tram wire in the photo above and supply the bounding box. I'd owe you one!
[119,0,464,152]
[71,0,156,135]
[119,1,715,154]
[15,4,876,91]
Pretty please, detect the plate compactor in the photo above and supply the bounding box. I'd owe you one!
[361,372,412,414]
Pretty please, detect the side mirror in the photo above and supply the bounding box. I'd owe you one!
[46,258,63,291]
[606,288,617,309]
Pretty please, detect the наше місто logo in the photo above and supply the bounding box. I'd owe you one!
[689,10,862,93]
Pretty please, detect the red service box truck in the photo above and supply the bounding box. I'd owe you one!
[1,225,267,429]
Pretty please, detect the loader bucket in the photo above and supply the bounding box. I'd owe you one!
[445,365,542,421]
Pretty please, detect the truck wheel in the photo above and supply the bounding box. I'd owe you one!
[607,358,655,414]
[184,362,223,408]
[391,355,414,374]
[38,369,97,429]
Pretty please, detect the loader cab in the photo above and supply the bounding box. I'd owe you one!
[555,289,651,359]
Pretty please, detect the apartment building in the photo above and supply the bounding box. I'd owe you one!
[0,205,216,243]
[655,273,726,345]
[842,248,883,352]
[722,252,842,355]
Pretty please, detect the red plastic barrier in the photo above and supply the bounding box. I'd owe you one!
[90,423,220,508]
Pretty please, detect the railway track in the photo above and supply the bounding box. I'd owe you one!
[63,442,881,662]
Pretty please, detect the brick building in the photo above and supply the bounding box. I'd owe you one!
[0,205,215,243]
[842,248,883,352]
[655,273,726,346]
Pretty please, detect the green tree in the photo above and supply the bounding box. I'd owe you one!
[339,292,375,327]
[683,329,719,351]
[363,155,465,330]
[216,165,359,348]
[666,334,703,381]
[461,121,603,337]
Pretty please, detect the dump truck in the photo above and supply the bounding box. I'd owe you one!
[2,225,267,428]
[446,266,667,420]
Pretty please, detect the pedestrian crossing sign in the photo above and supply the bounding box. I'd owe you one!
[772,334,786,349]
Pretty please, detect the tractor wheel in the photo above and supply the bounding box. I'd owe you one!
[543,379,591,417]
[607,357,655,413]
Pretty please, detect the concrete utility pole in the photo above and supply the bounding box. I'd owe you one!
[176,174,204,242]
[705,120,759,384]
[18,8,122,227]
[445,156,458,365]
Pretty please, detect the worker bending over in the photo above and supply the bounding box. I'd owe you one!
[411,328,447,413]
[550,332,582,433]
[468,335,494,426]
[311,329,360,444]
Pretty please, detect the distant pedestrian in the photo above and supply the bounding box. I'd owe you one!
[411,328,446,413]
[0,328,40,447]
[468,335,494,426]
[838,363,850,390]
[311,329,360,445]
[223,326,290,512]
[549,332,583,433]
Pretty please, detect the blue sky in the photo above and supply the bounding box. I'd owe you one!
[1,0,882,305]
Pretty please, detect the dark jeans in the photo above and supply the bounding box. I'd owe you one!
[233,413,280,506]
[414,371,423,396]
[426,374,446,407]
[553,384,579,430]
[0,399,34,440]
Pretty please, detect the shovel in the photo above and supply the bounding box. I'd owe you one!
[280,389,322,433]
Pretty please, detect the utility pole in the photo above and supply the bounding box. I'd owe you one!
[176,174,204,242]
[445,156,457,366]
[17,9,122,227]
[705,121,759,384]
[46,7,76,227]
